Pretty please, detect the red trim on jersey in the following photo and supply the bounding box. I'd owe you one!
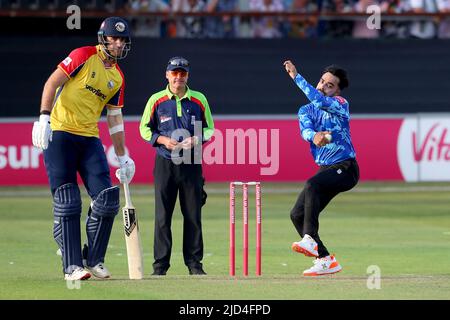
[114,64,125,107]
[191,96,206,112]
[150,96,170,120]
[191,96,207,124]
[58,46,97,78]
[57,65,70,79]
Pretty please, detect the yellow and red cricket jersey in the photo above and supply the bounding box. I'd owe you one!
[51,45,125,137]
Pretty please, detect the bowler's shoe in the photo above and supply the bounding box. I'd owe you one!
[292,234,319,258]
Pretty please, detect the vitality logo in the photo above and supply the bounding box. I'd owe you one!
[398,118,450,181]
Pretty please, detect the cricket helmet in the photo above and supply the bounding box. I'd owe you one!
[97,17,131,60]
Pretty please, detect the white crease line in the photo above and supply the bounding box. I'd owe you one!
[2,186,450,197]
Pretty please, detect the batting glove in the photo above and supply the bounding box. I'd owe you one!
[32,114,52,150]
[115,154,135,183]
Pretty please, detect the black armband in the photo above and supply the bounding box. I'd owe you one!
[40,110,51,115]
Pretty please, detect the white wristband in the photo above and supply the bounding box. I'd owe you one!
[109,124,124,135]
[107,108,122,116]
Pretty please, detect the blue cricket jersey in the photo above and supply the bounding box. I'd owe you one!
[294,73,356,166]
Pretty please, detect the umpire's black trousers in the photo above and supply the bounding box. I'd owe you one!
[153,155,204,271]
[290,158,359,258]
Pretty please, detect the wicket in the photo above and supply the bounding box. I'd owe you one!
[229,181,262,276]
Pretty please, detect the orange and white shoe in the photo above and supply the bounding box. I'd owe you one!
[303,255,342,276]
[292,234,319,257]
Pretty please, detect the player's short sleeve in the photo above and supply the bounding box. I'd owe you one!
[107,83,125,108]
[107,66,125,108]
[57,46,97,78]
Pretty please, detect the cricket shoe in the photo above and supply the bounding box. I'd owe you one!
[81,244,110,279]
[85,262,111,279]
[292,234,318,257]
[303,255,342,276]
[64,267,91,281]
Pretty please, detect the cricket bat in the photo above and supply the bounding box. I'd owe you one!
[122,182,144,279]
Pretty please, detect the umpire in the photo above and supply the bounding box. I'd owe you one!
[140,57,214,276]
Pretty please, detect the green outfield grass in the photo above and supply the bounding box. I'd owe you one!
[0,182,449,300]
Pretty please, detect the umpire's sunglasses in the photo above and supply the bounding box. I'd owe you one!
[168,58,189,67]
[169,70,188,77]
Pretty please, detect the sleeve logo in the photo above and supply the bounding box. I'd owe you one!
[335,96,346,104]
[62,57,72,66]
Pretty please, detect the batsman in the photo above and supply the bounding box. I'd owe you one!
[32,17,135,281]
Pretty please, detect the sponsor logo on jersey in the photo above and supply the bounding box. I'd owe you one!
[85,84,107,100]
[160,116,172,123]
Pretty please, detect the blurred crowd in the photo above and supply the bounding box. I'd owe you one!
[126,0,450,38]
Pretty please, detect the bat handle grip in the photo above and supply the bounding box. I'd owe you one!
[123,182,133,207]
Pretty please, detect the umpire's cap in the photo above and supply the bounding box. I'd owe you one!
[167,57,190,72]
